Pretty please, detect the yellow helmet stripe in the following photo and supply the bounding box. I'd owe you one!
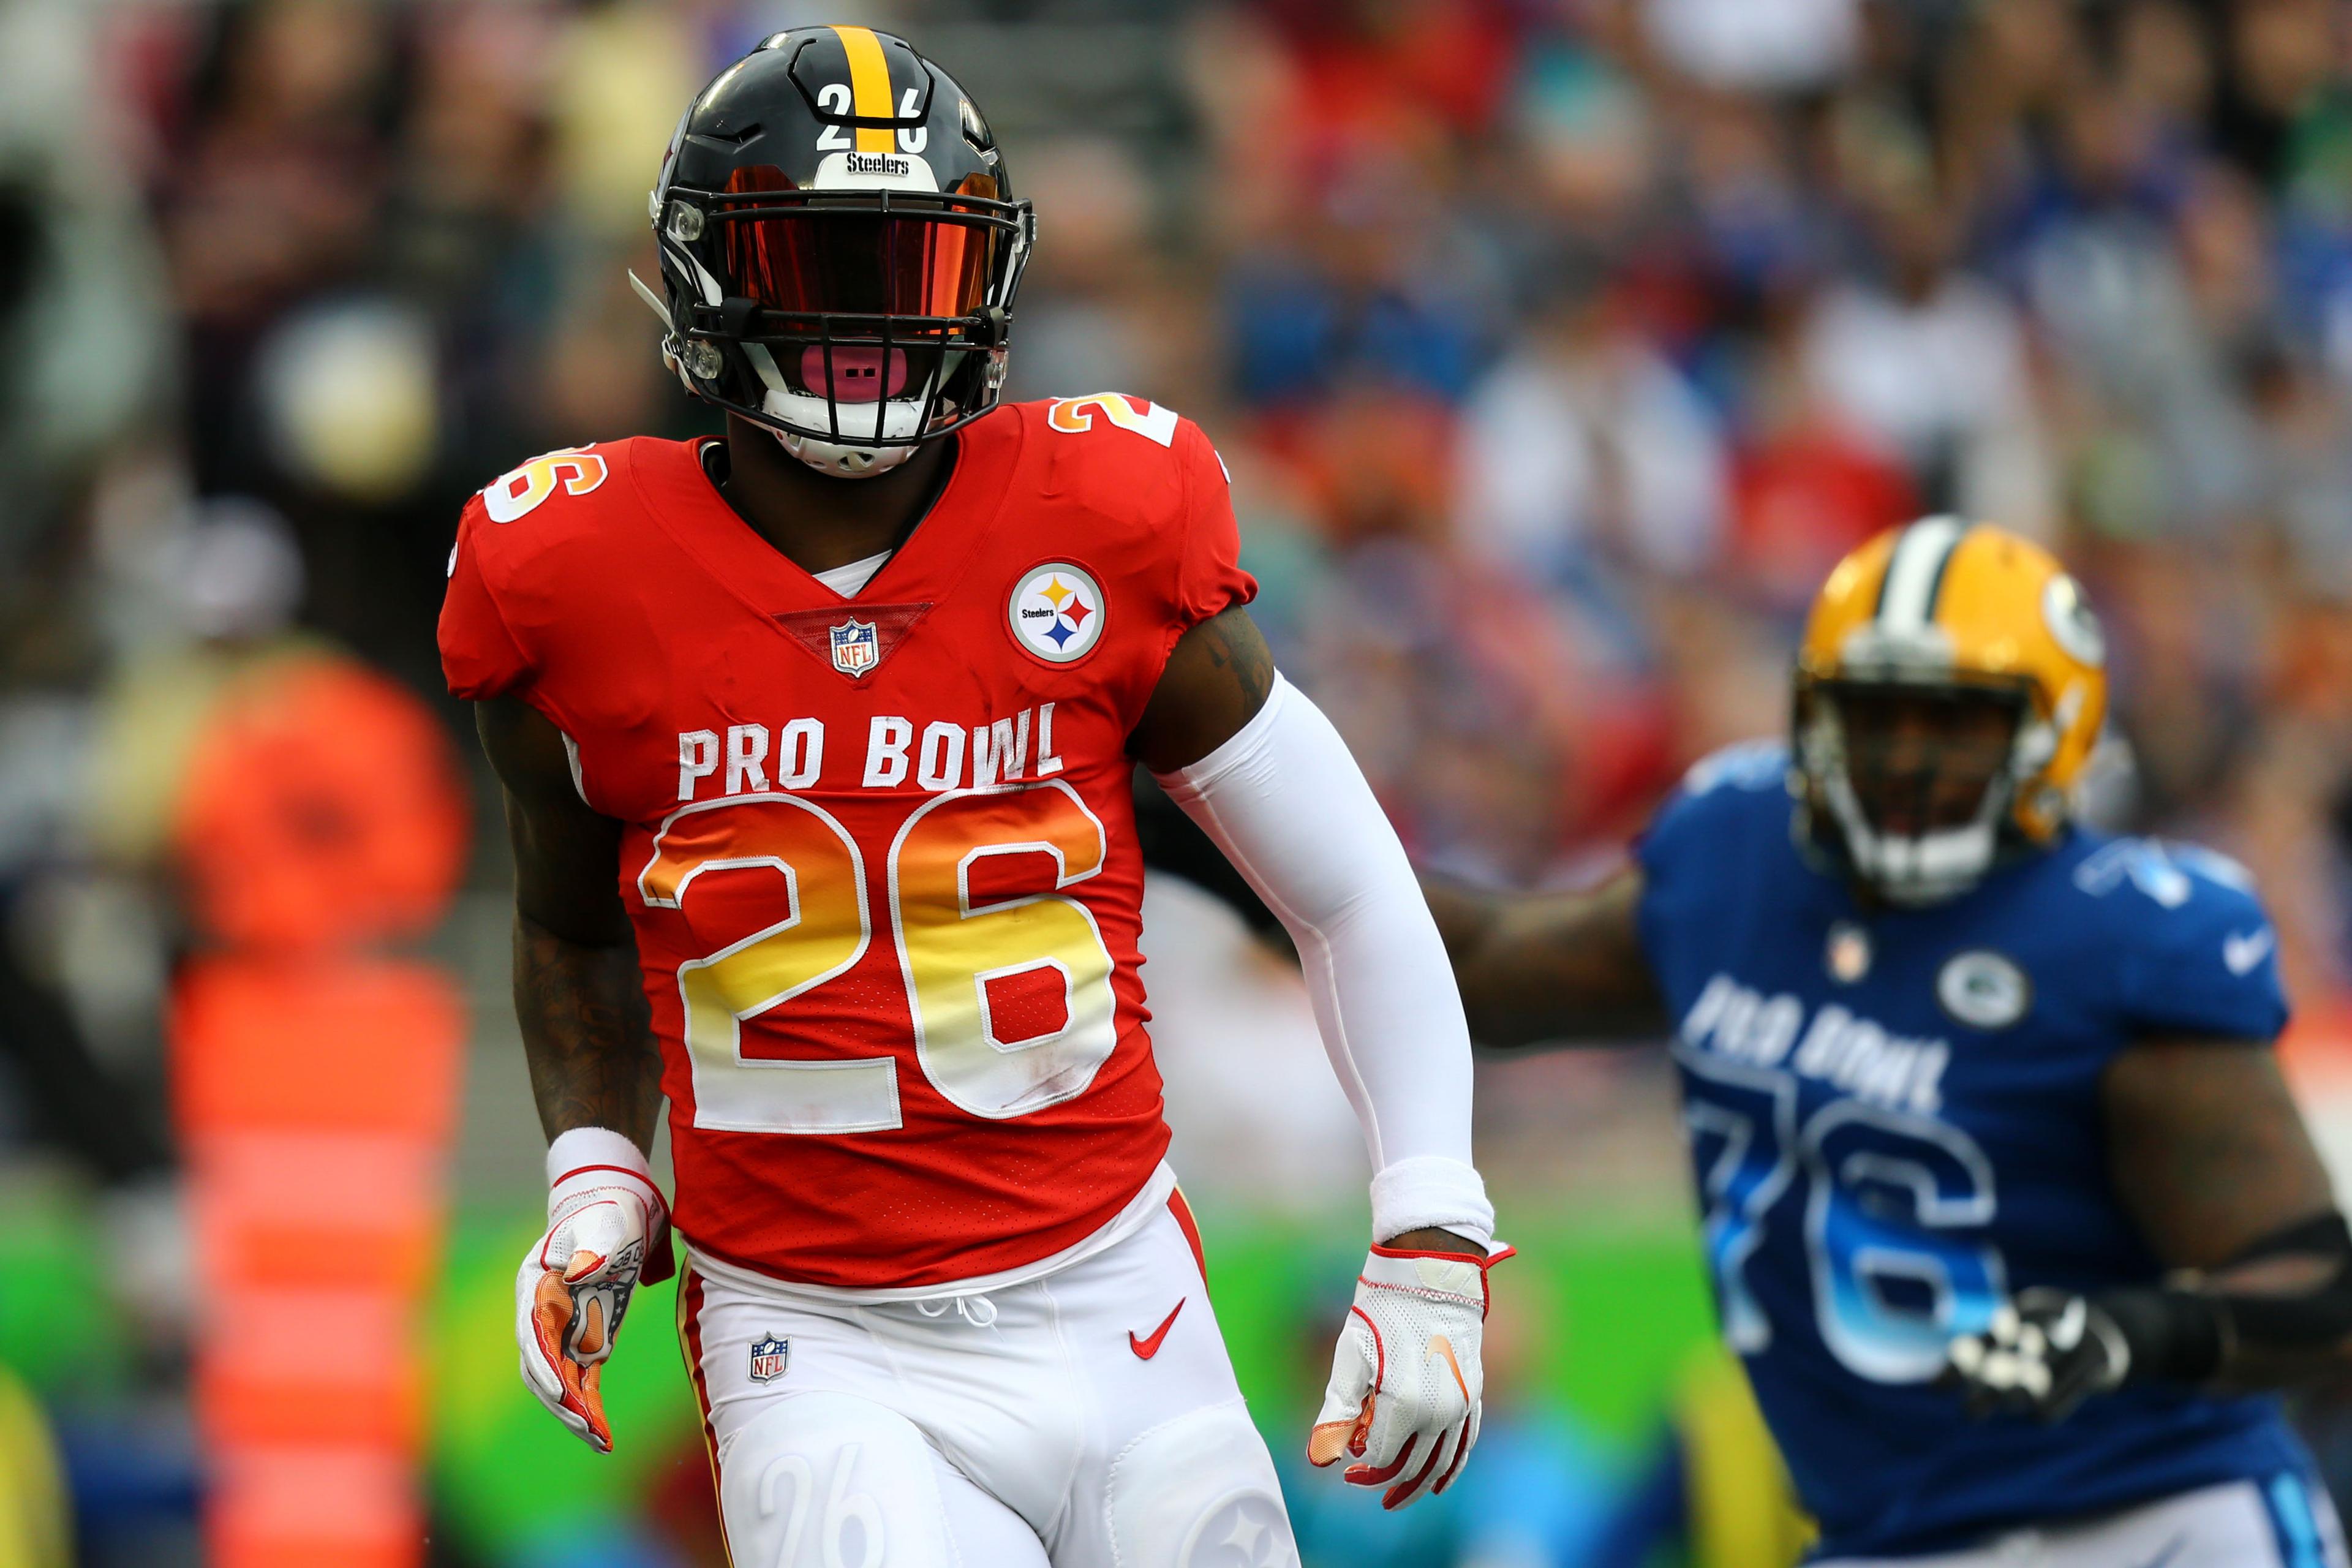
[829,25,897,154]
[1875,515,1968,631]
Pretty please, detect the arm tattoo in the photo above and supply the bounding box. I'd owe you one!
[1195,611,1275,712]
[1128,606,1281,772]
[513,912,664,1150]
[476,697,662,1152]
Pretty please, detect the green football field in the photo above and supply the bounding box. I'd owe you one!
[0,1178,1719,1563]
[427,1198,1718,1561]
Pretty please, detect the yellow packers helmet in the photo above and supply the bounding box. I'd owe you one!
[1792,516,2108,904]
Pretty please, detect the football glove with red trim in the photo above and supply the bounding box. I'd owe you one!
[1306,1242,1513,1509]
[513,1129,671,1453]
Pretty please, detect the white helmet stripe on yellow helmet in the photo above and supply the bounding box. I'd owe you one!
[1874,514,1967,631]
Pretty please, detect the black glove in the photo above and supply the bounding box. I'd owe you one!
[1944,1288,2134,1422]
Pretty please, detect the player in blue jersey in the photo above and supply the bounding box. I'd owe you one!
[1427,518,2352,1566]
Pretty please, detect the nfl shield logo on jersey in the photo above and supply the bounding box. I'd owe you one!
[829,619,880,677]
[749,1334,790,1384]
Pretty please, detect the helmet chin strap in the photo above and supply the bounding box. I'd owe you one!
[627,287,964,480]
[1820,769,2008,906]
[744,341,929,479]
[772,420,916,479]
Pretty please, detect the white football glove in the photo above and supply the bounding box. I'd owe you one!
[514,1129,672,1453]
[1307,1242,1512,1509]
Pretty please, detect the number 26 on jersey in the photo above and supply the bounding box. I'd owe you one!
[638,780,1117,1137]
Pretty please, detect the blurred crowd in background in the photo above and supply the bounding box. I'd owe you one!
[12,0,2352,1564]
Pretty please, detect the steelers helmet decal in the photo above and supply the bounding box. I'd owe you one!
[1793,519,2109,905]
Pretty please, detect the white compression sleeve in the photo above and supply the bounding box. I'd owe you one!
[1155,675,1493,1250]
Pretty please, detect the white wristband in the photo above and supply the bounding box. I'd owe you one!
[545,1127,657,1216]
[1371,1155,1495,1253]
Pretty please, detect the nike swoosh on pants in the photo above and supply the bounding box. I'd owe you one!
[1129,1298,1185,1360]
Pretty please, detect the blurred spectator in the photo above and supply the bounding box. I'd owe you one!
[1452,269,1727,581]
[1441,1279,1627,1567]
[1800,178,2054,529]
[1004,138,1169,401]
[1643,0,1860,95]
[1725,304,1917,611]
[0,0,170,581]
[1142,873,1367,1211]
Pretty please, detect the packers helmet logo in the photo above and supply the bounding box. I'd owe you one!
[1009,563,1107,664]
[2042,573,2105,668]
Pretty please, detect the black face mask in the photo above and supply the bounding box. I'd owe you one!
[1818,682,2025,840]
[644,29,1033,456]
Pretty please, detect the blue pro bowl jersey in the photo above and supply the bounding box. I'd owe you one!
[1636,741,2307,1559]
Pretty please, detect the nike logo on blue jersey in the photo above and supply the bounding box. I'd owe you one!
[2223,927,2275,976]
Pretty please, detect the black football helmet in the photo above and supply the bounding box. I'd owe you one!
[633,26,1033,478]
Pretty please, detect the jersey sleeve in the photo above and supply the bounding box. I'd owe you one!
[1170,417,1257,635]
[437,496,532,701]
[2109,846,2290,1043]
[1635,741,1788,967]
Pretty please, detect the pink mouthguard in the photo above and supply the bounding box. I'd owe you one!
[799,347,911,402]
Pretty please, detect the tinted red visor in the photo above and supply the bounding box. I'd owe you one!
[718,208,1000,322]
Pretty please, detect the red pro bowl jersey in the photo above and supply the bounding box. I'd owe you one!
[439,396,1255,1289]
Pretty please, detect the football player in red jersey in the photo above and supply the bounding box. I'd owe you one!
[439,28,1506,1566]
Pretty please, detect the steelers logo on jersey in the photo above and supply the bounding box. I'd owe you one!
[1009,562,1107,664]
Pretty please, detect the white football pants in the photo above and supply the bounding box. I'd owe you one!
[1815,1474,2347,1568]
[676,1191,1299,1568]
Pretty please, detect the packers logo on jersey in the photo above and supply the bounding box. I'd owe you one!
[1936,949,2032,1030]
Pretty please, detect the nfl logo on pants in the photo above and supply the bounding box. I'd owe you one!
[829,619,878,677]
[749,1335,790,1384]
